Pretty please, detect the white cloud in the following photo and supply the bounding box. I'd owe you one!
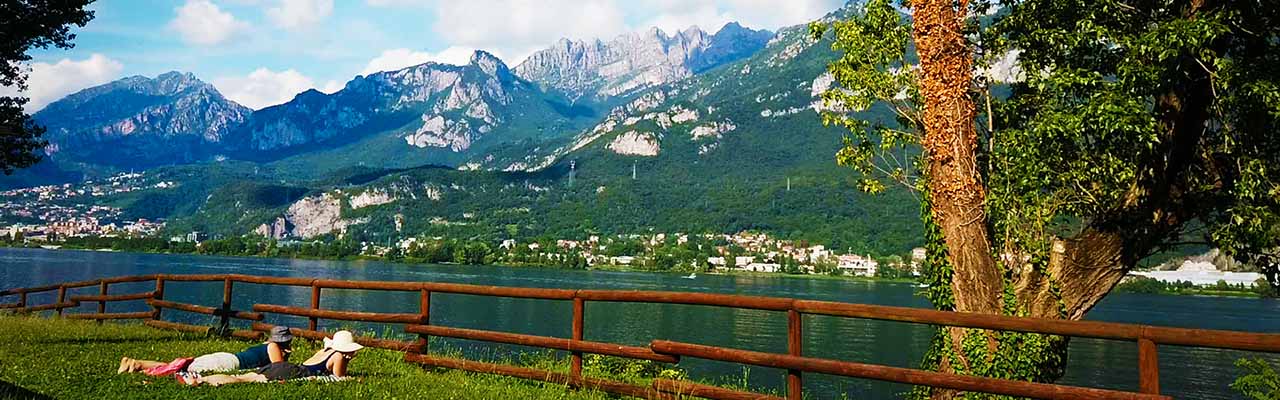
[213,68,319,109]
[364,0,422,6]
[0,54,124,113]
[320,80,344,94]
[433,1,628,65]
[267,0,334,30]
[422,1,845,65]
[168,0,248,46]
[358,47,476,75]
[641,4,735,35]
[356,0,849,65]
[713,0,845,31]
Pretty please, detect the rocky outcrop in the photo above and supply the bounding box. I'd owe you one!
[255,192,366,239]
[514,23,772,100]
[690,120,737,140]
[255,217,292,240]
[607,131,660,156]
[349,188,396,209]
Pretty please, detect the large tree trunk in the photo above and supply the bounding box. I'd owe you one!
[911,0,1001,316]
[1013,229,1129,321]
[906,0,1218,398]
[911,0,1008,396]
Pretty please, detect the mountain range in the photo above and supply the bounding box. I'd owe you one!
[28,23,775,176]
[514,22,773,101]
[34,71,250,169]
[6,2,924,254]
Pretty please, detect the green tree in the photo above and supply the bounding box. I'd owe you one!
[1255,278,1278,298]
[815,0,1280,395]
[1233,358,1280,400]
[0,1,95,174]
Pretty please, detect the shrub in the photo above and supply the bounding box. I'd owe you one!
[1233,358,1280,400]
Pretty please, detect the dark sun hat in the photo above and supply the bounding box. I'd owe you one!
[269,325,294,343]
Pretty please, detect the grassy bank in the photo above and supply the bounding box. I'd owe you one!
[0,316,631,399]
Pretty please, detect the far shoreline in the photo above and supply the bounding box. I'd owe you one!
[2,245,1268,299]
[0,245,919,285]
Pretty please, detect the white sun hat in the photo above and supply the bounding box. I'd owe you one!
[323,330,365,353]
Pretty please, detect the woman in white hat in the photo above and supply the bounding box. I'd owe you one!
[180,330,364,386]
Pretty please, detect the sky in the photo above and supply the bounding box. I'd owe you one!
[5,0,846,112]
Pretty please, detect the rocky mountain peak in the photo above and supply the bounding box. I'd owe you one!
[678,25,709,42]
[469,50,512,80]
[513,22,773,101]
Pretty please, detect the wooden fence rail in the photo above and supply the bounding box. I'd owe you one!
[3,273,1279,400]
[405,324,680,363]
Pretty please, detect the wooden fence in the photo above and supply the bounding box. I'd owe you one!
[3,273,1279,400]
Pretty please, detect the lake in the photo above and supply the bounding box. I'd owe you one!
[1,247,1276,399]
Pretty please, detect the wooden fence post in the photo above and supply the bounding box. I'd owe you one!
[55,286,66,318]
[17,291,25,310]
[219,278,232,336]
[97,281,108,324]
[309,284,321,331]
[417,289,431,353]
[1139,336,1160,394]
[788,309,803,400]
[571,297,585,381]
[152,277,165,320]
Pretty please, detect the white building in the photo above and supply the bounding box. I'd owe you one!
[807,245,831,264]
[1132,260,1263,287]
[708,256,757,270]
[837,254,879,277]
[744,263,782,273]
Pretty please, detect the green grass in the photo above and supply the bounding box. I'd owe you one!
[0,315,629,399]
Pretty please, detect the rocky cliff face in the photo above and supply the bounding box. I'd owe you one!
[466,6,849,172]
[238,51,563,159]
[255,192,367,239]
[513,23,773,101]
[33,72,252,168]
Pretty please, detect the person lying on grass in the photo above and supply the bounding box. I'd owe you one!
[118,325,293,375]
[177,330,363,386]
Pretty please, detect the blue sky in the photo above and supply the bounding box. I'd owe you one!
[10,0,845,111]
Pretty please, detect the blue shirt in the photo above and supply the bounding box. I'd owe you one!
[234,344,271,369]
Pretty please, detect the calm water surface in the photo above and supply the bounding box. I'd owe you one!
[2,248,1276,399]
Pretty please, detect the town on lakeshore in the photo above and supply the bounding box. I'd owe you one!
[3,179,916,277]
[1,171,1267,294]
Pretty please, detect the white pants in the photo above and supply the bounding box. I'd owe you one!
[187,352,240,373]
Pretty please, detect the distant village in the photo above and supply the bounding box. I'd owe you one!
[396,232,929,277]
[0,173,171,241]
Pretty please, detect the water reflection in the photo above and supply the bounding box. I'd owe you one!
[2,248,1277,399]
